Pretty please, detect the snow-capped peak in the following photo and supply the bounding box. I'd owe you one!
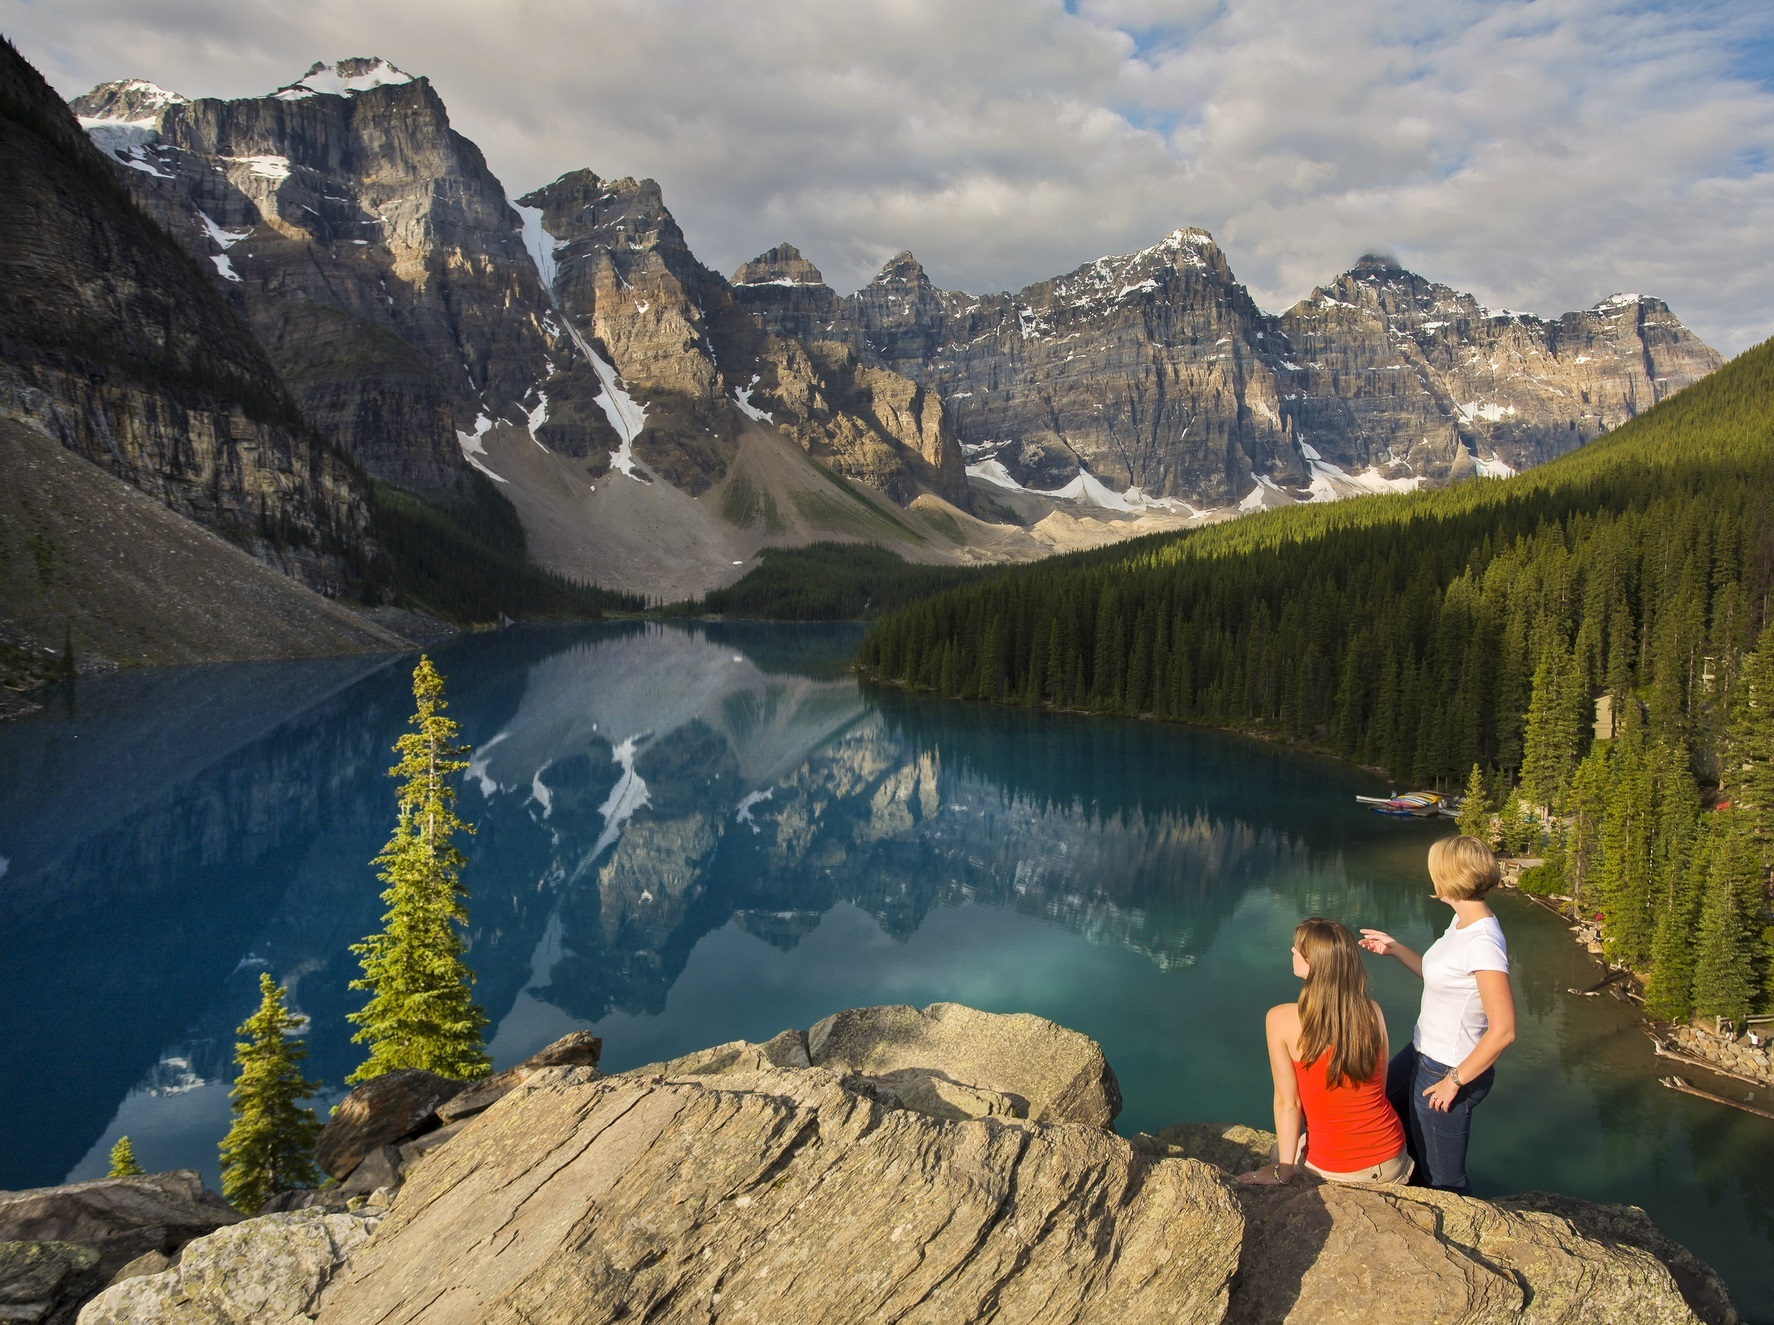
[271,58,414,101]
[69,79,189,127]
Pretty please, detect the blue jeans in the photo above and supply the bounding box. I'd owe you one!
[1386,1045,1493,1195]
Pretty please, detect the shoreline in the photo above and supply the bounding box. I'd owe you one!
[1501,873,1774,1103]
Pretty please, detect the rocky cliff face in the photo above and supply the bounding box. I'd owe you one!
[70,66,969,519]
[1,42,372,594]
[517,174,968,503]
[735,234,1722,507]
[67,59,597,500]
[57,51,1721,580]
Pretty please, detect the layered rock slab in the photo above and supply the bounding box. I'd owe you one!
[314,1066,1243,1324]
[1147,1124,1738,1325]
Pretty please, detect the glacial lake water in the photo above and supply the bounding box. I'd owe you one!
[1,621,1770,1317]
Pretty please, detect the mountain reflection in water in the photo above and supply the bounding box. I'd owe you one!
[0,621,1769,1321]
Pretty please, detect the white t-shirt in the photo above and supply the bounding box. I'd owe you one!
[1413,913,1510,1066]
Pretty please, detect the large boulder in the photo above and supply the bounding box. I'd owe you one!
[312,1070,467,1180]
[1147,1126,1739,1325]
[312,1065,1243,1324]
[807,1002,1123,1127]
[0,1172,241,1281]
[633,1003,1121,1128]
[76,1208,377,1325]
[0,1240,103,1325]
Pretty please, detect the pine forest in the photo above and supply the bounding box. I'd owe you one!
[858,338,1774,1024]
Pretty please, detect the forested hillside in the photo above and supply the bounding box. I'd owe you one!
[859,340,1774,1021]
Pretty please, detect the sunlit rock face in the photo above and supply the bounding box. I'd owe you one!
[735,238,1721,508]
[69,61,604,499]
[2,47,371,594]
[521,175,969,502]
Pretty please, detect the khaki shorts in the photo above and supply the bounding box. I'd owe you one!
[1267,1138,1415,1185]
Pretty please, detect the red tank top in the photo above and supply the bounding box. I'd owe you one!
[1291,1047,1405,1172]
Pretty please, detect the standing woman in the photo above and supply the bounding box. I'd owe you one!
[1360,835,1516,1195]
[1237,917,1412,1186]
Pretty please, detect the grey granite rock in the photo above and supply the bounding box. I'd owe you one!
[76,1209,377,1325]
[0,1172,242,1281]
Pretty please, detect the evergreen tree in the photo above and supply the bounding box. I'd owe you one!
[219,974,322,1214]
[1645,818,1710,1021]
[1692,824,1762,1027]
[1497,785,1539,856]
[1725,619,1774,870]
[1456,763,1493,843]
[348,657,491,1083]
[107,1136,144,1178]
[1520,634,1586,815]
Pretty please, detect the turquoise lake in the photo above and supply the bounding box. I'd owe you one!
[1,621,1769,1317]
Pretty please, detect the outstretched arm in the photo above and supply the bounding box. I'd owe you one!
[1359,928,1423,978]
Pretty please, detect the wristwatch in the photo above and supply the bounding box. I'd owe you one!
[1446,1067,1463,1088]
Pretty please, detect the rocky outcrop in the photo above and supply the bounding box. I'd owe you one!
[0,1172,241,1284]
[76,1208,377,1325]
[1146,1123,1739,1324]
[316,1064,1243,1324]
[1,43,373,595]
[47,1010,1736,1325]
[311,1033,606,1185]
[806,1001,1122,1126]
[734,234,1722,509]
[628,1002,1121,1127]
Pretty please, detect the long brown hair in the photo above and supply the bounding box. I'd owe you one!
[1294,917,1384,1088]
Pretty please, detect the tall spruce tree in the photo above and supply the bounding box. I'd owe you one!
[1519,634,1587,816]
[1725,620,1774,870]
[1692,823,1762,1027]
[219,974,321,1214]
[348,656,490,1083]
[1645,817,1711,1021]
[1456,764,1493,843]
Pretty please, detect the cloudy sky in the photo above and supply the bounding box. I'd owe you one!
[9,0,1773,353]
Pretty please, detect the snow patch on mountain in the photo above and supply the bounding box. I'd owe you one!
[594,736,652,857]
[223,155,293,182]
[456,413,508,483]
[1472,448,1517,478]
[513,202,560,292]
[1298,440,1423,502]
[273,58,414,100]
[732,375,774,423]
[525,391,551,445]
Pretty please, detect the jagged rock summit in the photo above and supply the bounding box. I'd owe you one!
[60,1005,1740,1325]
[55,45,1725,602]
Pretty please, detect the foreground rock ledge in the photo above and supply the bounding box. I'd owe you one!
[65,1006,1739,1325]
[315,1064,1237,1323]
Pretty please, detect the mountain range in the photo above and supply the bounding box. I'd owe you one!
[1,45,1726,636]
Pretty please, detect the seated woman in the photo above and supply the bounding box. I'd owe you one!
[1237,917,1412,1186]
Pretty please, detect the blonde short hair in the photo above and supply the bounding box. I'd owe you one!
[1429,835,1500,900]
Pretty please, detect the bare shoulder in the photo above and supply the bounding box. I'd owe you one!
[1265,1003,1301,1033]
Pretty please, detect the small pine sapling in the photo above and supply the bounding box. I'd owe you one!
[107,1136,144,1178]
